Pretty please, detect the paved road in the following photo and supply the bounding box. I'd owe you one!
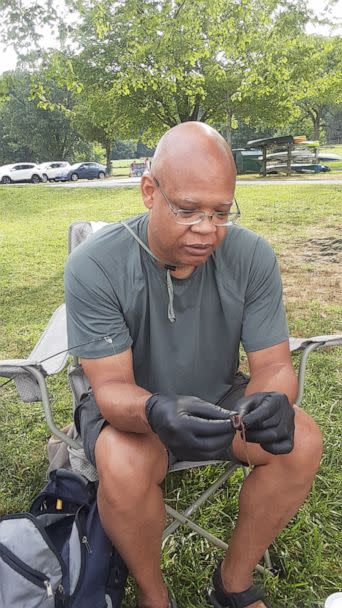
[47,177,142,188]
[46,177,342,188]
[238,179,342,185]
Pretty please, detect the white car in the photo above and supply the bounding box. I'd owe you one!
[37,161,71,181]
[0,163,45,184]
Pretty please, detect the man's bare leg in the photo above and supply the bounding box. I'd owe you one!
[95,408,322,608]
[219,407,323,608]
[95,426,169,608]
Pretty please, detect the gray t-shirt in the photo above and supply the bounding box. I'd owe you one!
[64,214,288,403]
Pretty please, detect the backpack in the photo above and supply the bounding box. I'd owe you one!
[0,468,128,607]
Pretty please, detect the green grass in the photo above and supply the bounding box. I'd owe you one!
[320,144,342,171]
[110,157,148,177]
[0,184,341,607]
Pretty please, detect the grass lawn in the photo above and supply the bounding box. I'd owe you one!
[320,144,342,171]
[111,157,148,177]
[0,184,341,607]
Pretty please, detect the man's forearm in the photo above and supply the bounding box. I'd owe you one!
[245,363,298,405]
[94,381,152,433]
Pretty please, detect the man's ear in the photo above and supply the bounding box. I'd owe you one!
[141,175,156,210]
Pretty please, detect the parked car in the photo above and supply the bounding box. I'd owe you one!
[57,162,107,181]
[37,161,71,181]
[0,163,45,184]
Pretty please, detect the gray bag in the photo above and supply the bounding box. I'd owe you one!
[0,513,64,606]
[0,468,128,608]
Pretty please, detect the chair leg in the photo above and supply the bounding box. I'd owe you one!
[163,463,274,574]
[296,342,321,405]
[164,504,272,575]
[163,463,238,539]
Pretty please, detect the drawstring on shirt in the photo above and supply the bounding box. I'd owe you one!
[166,269,176,323]
[121,221,176,323]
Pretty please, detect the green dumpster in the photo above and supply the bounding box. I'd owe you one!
[232,149,262,174]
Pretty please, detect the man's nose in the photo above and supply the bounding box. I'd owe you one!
[190,215,217,234]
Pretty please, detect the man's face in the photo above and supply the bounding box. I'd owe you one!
[142,168,236,270]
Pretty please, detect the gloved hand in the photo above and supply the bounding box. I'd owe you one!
[145,394,236,461]
[234,392,295,455]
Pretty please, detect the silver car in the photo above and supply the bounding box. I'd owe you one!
[37,161,71,182]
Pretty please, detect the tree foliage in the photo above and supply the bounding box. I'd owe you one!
[71,87,120,172]
[58,0,314,143]
[287,35,342,139]
[0,71,91,164]
[0,0,58,53]
[2,0,342,152]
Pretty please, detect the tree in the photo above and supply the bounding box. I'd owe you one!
[0,71,91,164]
[288,35,342,140]
[71,87,120,172]
[111,140,137,160]
[325,106,342,143]
[0,0,59,54]
[44,0,313,145]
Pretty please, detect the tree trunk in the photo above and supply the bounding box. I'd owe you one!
[105,142,112,175]
[224,114,232,145]
[313,115,320,141]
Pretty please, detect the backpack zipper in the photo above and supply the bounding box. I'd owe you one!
[44,580,53,598]
[0,542,53,596]
[82,535,92,554]
[68,506,88,600]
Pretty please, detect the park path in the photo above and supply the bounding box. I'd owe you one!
[46,177,342,188]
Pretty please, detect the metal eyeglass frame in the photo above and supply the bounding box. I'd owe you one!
[151,175,241,226]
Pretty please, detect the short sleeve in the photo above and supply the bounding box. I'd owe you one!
[241,237,289,352]
[64,250,132,359]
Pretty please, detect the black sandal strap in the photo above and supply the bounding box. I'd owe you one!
[209,561,264,608]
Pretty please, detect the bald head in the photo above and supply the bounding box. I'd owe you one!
[151,122,236,189]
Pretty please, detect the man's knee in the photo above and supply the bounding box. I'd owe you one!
[287,407,323,478]
[95,426,168,506]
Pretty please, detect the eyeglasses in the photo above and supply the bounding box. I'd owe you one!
[152,176,240,226]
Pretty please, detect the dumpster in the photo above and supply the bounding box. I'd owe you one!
[232,149,262,174]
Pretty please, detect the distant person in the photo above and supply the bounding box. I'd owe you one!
[65,122,323,608]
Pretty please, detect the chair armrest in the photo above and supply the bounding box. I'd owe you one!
[291,334,342,405]
[290,334,342,353]
[29,304,68,375]
[0,359,46,402]
[0,304,81,449]
[0,361,81,450]
[0,304,69,402]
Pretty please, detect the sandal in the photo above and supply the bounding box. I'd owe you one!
[207,562,265,608]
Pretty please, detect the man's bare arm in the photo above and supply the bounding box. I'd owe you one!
[246,340,298,404]
[81,348,152,434]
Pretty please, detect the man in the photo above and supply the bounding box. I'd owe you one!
[65,122,323,608]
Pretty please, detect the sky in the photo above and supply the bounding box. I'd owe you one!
[0,0,341,75]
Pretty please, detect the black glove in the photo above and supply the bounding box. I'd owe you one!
[234,392,295,455]
[145,393,236,461]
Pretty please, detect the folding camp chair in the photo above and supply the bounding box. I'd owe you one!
[1,219,341,576]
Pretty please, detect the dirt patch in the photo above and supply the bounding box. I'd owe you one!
[277,233,341,307]
[303,237,342,264]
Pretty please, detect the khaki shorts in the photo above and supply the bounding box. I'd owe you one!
[74,372,249,468]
